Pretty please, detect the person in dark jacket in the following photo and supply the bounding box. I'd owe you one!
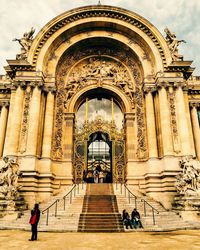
[131,208,143,229]
[122,209,133,229]
[29,203,40,241]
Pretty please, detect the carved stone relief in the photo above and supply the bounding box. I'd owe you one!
[167,87,180,153]
[53,46,147,159]
[19,86,32,153]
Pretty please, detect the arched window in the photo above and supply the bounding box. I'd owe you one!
[76,97,123,131]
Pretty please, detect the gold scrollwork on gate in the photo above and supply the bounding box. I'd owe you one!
[73,117,126,183]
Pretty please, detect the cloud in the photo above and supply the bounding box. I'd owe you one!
[0,0,199,75]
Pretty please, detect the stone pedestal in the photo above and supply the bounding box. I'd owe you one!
[173,194,200,221]
[0,196,27,218]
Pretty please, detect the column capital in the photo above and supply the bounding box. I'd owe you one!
[43,86,57,94]
[29,81,44,89]
[156,81,169,89]
[124,112,135,121]
[174,81,188,90]
[143,84,157,94]
[11,81,26,90]
[0,101,9,108]
[189,102,200,108]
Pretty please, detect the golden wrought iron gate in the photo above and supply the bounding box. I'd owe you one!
[73,117,125,183]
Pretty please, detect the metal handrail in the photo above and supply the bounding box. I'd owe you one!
[141,198,159,225]
[124,184,138,209]
[42,184,79,225]
[116,182,159,225]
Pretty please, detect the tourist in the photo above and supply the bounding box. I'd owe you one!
[93,168,99,183]
[29,203,40,241]
[99,171,104,183]
[122,209,133,229]
[131,208,143,229]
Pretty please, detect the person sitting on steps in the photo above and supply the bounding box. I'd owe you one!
[131,208,143,229]
[122,209,133,229]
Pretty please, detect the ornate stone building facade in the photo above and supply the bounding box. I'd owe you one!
[0,5,200,209]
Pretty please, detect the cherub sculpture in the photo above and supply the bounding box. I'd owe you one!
[164,27,186,61]
[13,27,35,60]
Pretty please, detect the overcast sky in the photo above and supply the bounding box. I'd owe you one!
[0,0,199,75]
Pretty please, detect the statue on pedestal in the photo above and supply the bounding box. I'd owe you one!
[164,27,186,61]
[0,157,22,200]
[13,27,35,60]
[175,157,200,196]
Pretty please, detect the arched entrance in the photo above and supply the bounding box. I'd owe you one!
[73,94,125,184]
[87,132,112,183]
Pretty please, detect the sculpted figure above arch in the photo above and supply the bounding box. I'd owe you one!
[65,57,135,108]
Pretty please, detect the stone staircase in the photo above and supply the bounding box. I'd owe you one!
[114,184,200,231]
[78,183,124,232]
[0,184,86,232]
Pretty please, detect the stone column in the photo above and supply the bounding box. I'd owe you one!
[26,83,42,156]
[175,84,191,155]
[0,102,9,156]
[144,88,158,158]
[64,113,75,160]
[42,88,55,158]
[157,84,173,155]
[5,84,25,156]
[125,113,135,160]
[190,104,200,160]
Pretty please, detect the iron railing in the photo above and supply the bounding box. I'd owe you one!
[115,182,159,225]
[42,183,83,226]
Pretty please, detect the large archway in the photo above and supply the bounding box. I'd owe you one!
[73,92,125,183]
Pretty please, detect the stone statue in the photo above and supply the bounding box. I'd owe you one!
[13,27,35,60]
[175,157,200,195]
[164,27,186,61]
[0,156,22,199]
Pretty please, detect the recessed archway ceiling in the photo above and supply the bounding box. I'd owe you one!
[28,5,171,75]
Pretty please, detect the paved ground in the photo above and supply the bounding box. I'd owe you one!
[0,230,200,250]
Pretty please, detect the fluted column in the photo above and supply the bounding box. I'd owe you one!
[5,84,25,156]
[144,88,158,158]
[175,84,191,155]
[157,84,173,155]
[42,88,55,158]
[0,102,9,156]
[26,83,42,155]
[190,104,200,160]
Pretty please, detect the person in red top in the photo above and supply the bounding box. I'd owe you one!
[29,203,40,241]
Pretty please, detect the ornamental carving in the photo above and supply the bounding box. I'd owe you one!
[65,57,134,108]
[167,87,180,153]
[53,46,147,159]
[20,86,32,153]
[13,27,35,60]
[164,27,186,61]
[175,157,200,195]
[74,116,125,183]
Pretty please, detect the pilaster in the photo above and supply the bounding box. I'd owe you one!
[190,103,200,160]
[0,102,9,157]
[143,85,158,158]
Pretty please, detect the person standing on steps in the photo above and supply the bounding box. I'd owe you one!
[93,168,99,183]
[131,208,143,229]
[29,203,40,241]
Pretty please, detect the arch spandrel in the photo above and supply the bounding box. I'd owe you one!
[27,5,171,75]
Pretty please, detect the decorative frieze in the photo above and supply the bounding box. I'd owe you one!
[19,86,32,153]
[167,87,180,153]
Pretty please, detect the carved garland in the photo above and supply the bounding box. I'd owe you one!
[167,87,180,153]
[19,86,32,153]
